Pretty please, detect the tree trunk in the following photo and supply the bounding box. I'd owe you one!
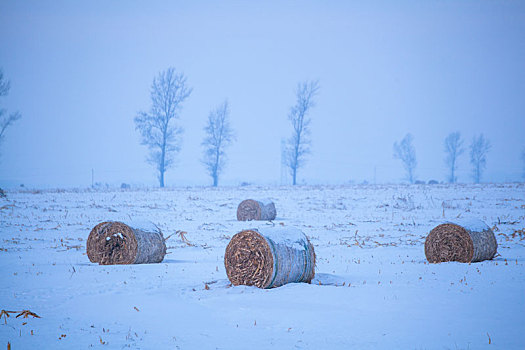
[292,137,300,185]
[214,149,220,187]
[159,169,165,188]
[160,133,166,187]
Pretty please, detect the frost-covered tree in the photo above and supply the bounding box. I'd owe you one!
[0,70,9,96]
[469,134,491,183]
[393,133,417,184]
[202,100,235,187]
[0,69,21,156]
[285,80,320,185]
[444,131,464,183]
[135,68,192,187]
[521,147,525,182]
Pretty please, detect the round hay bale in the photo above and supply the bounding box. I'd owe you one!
[425,219,497,263]
[86,221,167,265]
[224,227,315,288]
[236,199,276,221]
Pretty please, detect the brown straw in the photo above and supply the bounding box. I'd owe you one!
[425,220,497,263]
[87,221,166,265]
[224,228,315,288]
[237,199,276,221]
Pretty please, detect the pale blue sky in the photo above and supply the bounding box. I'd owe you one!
[0,0,524,187]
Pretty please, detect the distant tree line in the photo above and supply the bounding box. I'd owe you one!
[393,132,498,184]
[2,66,522,187]
[135,67,320,187]
[134,67,523,187]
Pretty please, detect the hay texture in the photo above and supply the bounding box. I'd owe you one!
[87,221,167,265]
[224,227,315,288]
[425,219,497,263]
[236,199,276,221]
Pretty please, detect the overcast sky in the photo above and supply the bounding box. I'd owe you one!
[0,0,524,188]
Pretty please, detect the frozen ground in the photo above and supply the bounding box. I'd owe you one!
[0,184,524,349]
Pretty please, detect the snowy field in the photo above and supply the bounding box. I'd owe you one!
[1,184,524,349]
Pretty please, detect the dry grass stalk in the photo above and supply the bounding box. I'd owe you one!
[1,310,16,324]
[1,309,40,325]
[224,227,315,288]
[16,310,41,319]
[236,199,276,221]
[86,221,166,265]
[425,219,498,263]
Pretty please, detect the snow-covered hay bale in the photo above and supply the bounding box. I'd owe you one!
[224,227,315,288]
[425,219,497,263]
[86,221,167,265]
[236,199,276,221]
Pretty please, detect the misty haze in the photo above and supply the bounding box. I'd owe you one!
[0,1,524,349]
[0,1,524,187]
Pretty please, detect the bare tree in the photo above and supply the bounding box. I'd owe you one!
[393,133,417,183]
[0,69,22,155]
[135,68,192,187]
[521,147,525,182]
[444,131,464,183]
[0,70,10,96]
[285,80,320,185]
[202,100,235,187]
[469,134,491,183]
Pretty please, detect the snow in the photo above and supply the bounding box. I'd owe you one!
[107,232,124,240]
[0,184,524,349]
[445,218,490,232]
[128,220,161,234]
[257,198,275,206]
[254,226,309,249]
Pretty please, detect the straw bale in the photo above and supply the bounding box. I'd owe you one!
[86,221,166,265]
[237,199,276,221]
[425,219,497,263]
[224,227,315,288]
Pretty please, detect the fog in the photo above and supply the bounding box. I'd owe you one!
[1,0,524,188]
